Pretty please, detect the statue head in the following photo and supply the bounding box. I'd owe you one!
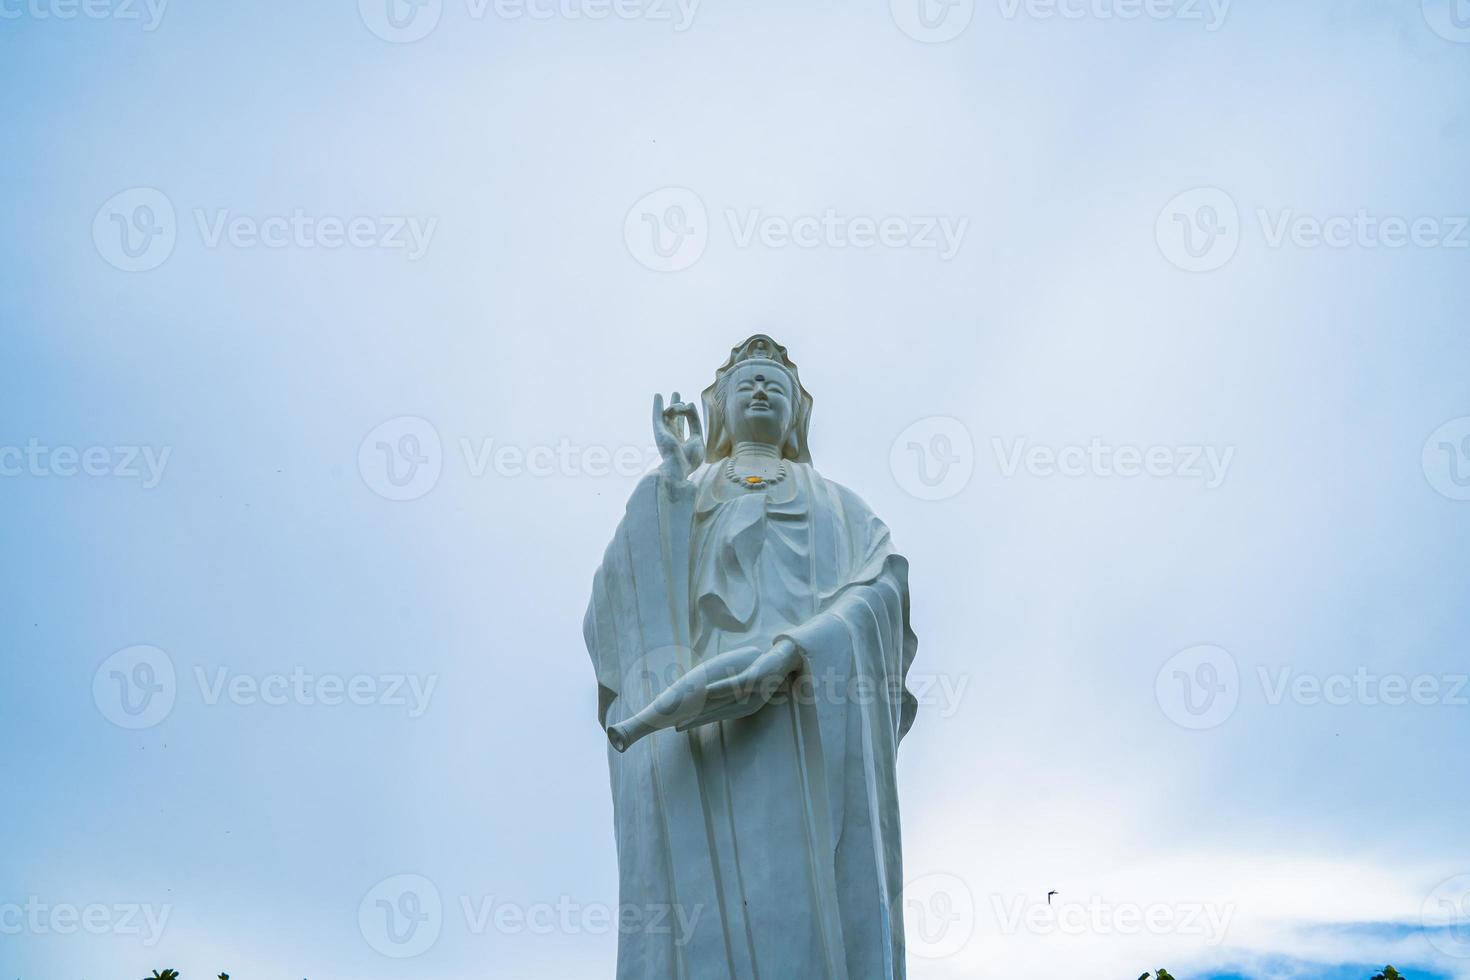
[701,334,814,463]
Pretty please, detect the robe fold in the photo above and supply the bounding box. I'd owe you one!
[584,461,918,980]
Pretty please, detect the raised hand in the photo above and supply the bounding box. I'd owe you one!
[652,391,705,480]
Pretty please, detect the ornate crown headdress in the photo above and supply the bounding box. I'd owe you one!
[701,334,815,463]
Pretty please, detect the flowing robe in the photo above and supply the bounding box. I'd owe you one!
[584,461,918,980]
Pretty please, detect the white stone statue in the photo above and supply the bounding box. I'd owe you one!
[584,335,919,980]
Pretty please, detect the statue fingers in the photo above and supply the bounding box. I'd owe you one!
[675,694,765,732]
[652,393,684,456]
[704,672,753,702]
[707,647,797,700]
[682,404,704,439]
[652,393,669,435]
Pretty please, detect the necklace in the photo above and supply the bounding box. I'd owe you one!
[724,456,788,490]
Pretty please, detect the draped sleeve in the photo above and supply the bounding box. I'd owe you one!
[786,478,919,742]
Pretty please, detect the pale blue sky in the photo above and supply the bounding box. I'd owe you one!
[3,1,1469,978]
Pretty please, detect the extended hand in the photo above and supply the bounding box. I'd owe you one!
[606,639,804,752]
[652,391,705,480]
[703,638,802,705]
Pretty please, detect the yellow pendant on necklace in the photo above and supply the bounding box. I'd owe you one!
[725,458,784,491]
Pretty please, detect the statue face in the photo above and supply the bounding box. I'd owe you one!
[723,362,795,449]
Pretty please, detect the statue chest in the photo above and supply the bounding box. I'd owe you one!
[692,473,818,652]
